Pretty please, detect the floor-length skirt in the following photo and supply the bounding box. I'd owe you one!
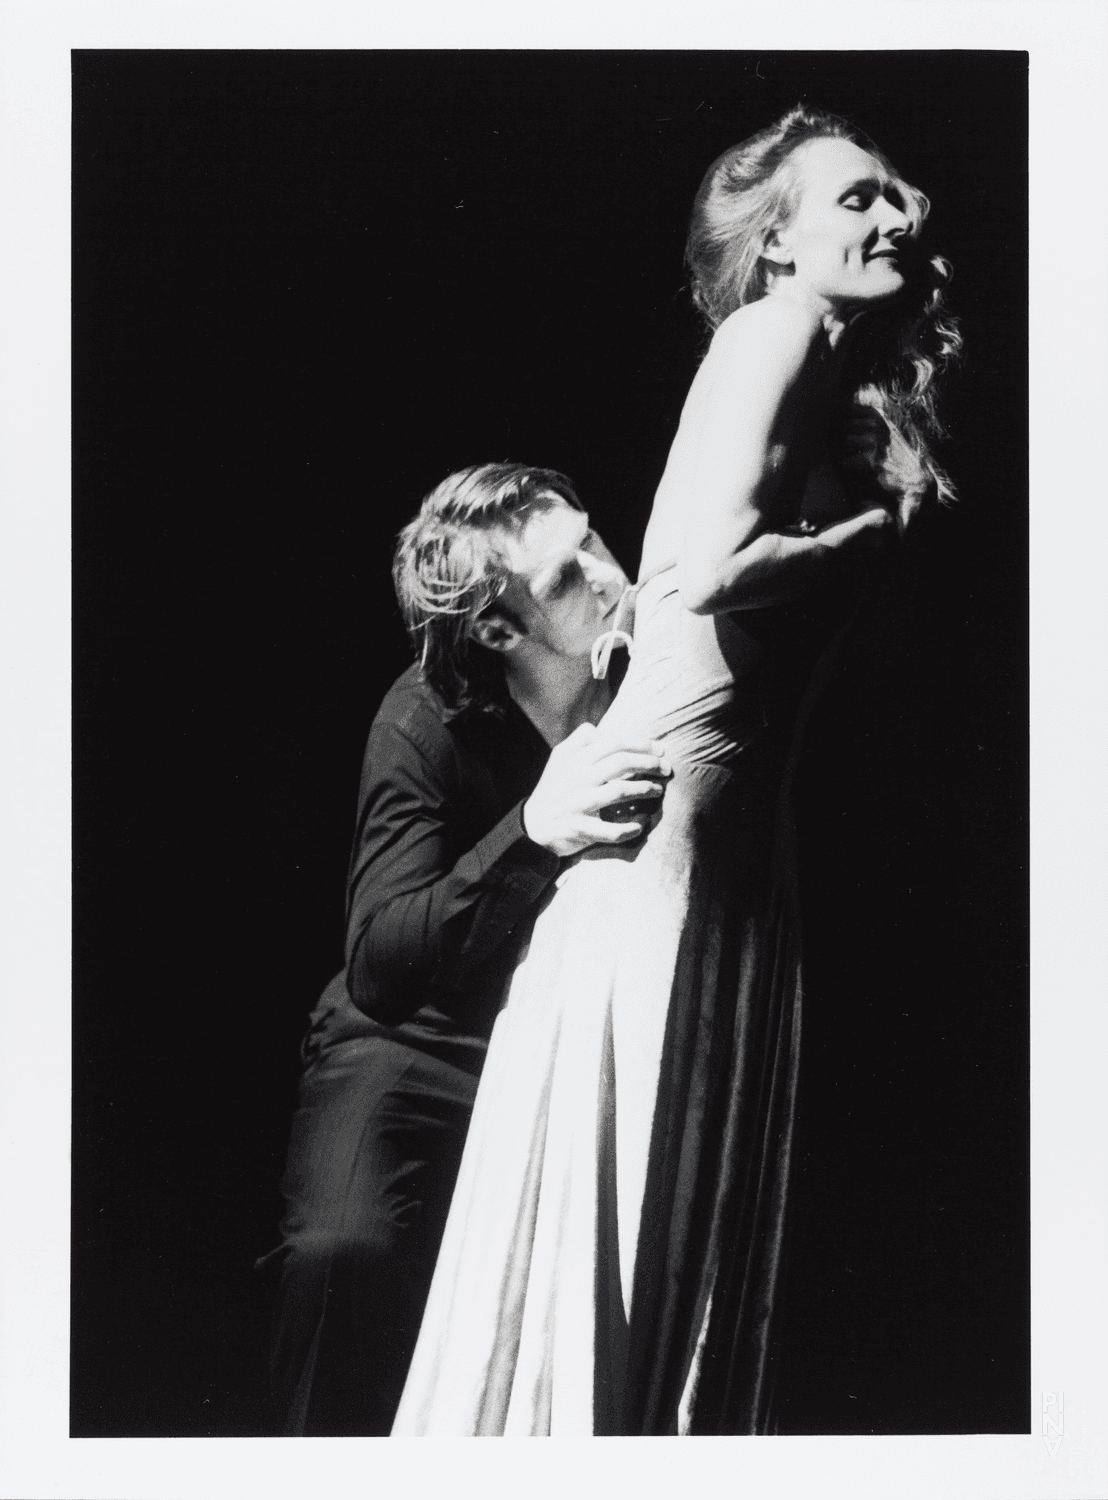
[393,567,824,1435]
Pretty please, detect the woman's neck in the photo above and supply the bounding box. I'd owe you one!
[767,279,859,351]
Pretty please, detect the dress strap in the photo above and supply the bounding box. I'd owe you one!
[590,558,678,681]
[591,584,636,681]
[635,557,678,588]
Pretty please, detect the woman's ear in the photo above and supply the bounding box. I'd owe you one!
[761,220,797,271]
[760,227,794,270]
[470,612,524,655]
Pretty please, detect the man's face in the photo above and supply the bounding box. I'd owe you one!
[495,499,628,660]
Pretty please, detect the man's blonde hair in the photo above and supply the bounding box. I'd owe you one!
[393,462,582,711]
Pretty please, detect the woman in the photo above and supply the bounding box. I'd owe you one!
[392,106,960,1436]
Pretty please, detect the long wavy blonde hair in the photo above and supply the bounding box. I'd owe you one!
[686,106,962,503]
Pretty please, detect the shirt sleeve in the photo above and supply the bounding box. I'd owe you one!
[344,718,560,1025]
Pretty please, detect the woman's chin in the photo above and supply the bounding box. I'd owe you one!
[863,266,906,299]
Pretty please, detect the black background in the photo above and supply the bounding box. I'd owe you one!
[71,50,1028,1436]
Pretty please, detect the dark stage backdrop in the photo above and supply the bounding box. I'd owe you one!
[71,50,1028,1437]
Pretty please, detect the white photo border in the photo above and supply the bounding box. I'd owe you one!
[1,2,1104,1497]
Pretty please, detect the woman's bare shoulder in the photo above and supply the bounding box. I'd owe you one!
[709,296,821,378]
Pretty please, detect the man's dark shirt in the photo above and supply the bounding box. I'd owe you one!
[307,664,562,1073]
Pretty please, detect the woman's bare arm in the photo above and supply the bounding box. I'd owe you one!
[677,300,894,616]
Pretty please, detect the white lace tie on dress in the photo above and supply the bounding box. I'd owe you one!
[590,584,636,681]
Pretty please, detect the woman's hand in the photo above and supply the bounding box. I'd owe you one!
[817,501,898,560]
[842,402,935,537]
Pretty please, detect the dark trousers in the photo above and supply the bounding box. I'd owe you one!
[267,1031,477,1435]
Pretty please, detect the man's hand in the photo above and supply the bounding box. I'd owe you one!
[522,723,672,856]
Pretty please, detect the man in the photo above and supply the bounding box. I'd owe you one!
[266,461,670,1434]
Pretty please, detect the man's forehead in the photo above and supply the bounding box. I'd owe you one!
[505,501,588,568]
[527,494,585,530]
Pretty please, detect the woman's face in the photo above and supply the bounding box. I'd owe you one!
[769,136,913,310]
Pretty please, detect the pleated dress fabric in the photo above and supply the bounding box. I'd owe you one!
[392,565,834,1436]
